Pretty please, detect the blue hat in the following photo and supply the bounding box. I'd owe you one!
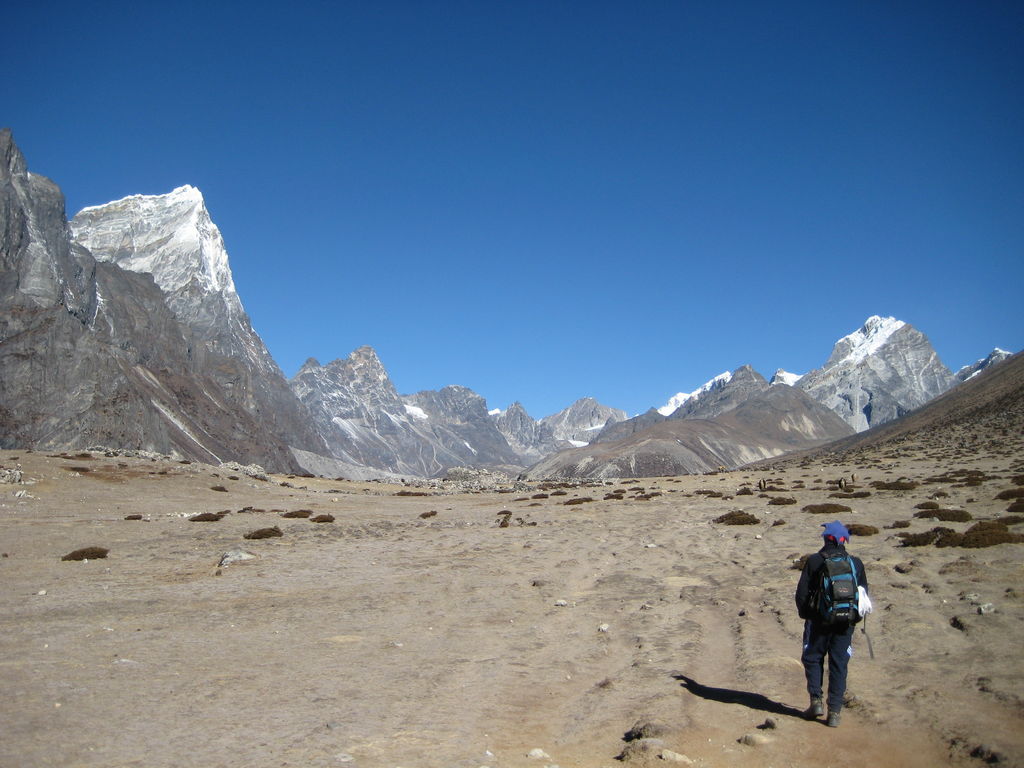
[821,520,850,542]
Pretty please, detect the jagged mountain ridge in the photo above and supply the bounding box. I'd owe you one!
[290,348,525,477]
[491,402,568,464]
[956,348,1012,383]
[538,397,627,445]
[2,129,1014,479]
[526,384,854,479]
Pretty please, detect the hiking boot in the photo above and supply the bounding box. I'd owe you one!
[826,709,841,728]
[805,696,824,719]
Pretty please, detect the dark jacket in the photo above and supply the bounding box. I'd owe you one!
[795,541,868,623]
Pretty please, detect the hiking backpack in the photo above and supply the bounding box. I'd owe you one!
[815,554,860,625]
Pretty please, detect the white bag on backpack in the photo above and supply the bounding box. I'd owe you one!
[857,586,873,617]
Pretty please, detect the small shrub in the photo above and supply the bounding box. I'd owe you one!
[913,509,972,522]
[714,511,760,525]
[1006,501,1024,513]
[395,490,430,497]
[210,485,228,492]
[966,521,1008,534]
[62,546,109,561]
[244,526,283,539]
[736,487,754,496]
[802,503,852,514]
[962,529,1024,548]
[995,488,1024,501]
[189,512,225,522]
[898,531,939,547]
[885,520,912,529]
[310,514,335,523]
[847,524,879,536]
[419,510,437,519]
[280,509,312,518]
[871,480,920,491]
[768,497,797,506]
[564,497,594,505]
[915,501,941,510]
[999,514,1024,525]
[829,491,872,499]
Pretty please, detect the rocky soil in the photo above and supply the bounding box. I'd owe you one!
[1,440,1022,768]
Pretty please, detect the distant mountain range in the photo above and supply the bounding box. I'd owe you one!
[0,129,1014,478]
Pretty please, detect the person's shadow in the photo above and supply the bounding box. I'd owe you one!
[673,674,806,719]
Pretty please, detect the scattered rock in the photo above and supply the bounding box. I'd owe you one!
[659,749,694,764]
[527,748,551,760]
[219,461,269,481]
[739,732,772,747]
[218,549,258,567]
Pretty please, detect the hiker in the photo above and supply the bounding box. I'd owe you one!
[795,520,869,727]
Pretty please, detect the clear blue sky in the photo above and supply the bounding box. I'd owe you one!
[6,1,1023,418]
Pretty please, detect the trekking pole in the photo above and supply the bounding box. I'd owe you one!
[861,614,875,660]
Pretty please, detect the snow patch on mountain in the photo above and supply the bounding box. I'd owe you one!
[827,315,906,367]
[72,185,236,298]
[658,371,732,416]
[771,369,803,387]
[404,404,429,420]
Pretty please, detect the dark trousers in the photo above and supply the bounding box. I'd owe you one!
[801,620,855,712]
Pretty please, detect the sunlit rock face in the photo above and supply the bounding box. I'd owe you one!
[0,130,324,469]
[797,315,955,432]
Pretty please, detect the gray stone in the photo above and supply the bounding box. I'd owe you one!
[217,549,258,567]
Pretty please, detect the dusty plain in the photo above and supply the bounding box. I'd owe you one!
[2,441,1022,768]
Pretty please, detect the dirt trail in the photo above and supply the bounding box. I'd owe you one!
[1,451,1022,767]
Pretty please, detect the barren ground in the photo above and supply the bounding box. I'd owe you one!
[2,446,1022,768]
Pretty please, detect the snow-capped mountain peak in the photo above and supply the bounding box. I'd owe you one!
[956,348,1014,382]
[658,371,732,416]
[770,369,803,387]
[826,315,906,368]
[72,185,236,298]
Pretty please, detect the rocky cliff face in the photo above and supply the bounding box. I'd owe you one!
[666,365,769,420]
[0,130,325,470]
[291,347,522,477]
[797,316,955,432]
[491,402,567,464]
[538,397,627,445]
